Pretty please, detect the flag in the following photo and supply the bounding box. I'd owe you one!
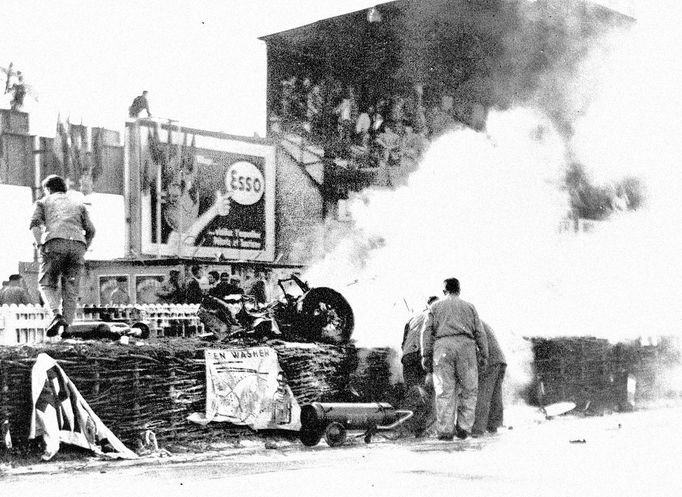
[52,114,66,177]
[63,118,74,182]
[68,121,85,183]
[29,353,138,461]
[143,123,164,191]
[2,62,15,94]
[91,127,103,183]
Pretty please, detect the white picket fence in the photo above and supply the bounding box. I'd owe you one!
[0,303,203,345]
[0,304,52,345]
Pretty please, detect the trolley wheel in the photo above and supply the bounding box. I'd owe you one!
[324,422,347,447]
[299,428,323,447]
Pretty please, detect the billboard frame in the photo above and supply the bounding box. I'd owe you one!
[125,120,276,262]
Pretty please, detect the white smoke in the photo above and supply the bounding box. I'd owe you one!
[305,2,682,394]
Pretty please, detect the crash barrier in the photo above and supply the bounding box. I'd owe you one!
[0,339,365,448]
[0,304,204,345]
[530,336,682,412]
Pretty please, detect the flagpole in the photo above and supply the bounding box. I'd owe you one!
[156,122,164,260]
[123,124,131,257]
[177,121,183,260]
[32,135,41,196]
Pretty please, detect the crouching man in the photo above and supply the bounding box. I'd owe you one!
[401,296,439,436]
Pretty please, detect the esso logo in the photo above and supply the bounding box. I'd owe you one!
[225,161,265,205]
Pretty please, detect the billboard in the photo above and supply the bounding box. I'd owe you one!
[127,121,275,260]
[0,184,34,278]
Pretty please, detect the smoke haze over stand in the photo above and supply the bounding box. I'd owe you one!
[304,2,682,396]
[304,109,568,394]
[305,109,568,346]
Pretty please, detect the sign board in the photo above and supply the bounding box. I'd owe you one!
[0,184,34,278]
[127,122,275,261]
[188,347,301,430]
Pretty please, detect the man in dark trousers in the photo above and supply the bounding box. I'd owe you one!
[421,277,488,441]
[129,90,151,118]
[472,322,507,437]
[184,265,204,304]
[401,295,439,436]
[30,175,96,337]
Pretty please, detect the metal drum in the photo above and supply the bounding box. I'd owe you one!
[299,402,412,447]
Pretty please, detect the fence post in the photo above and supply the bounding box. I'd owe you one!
[92,360,100,396]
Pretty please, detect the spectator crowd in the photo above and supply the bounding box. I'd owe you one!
[273,75,487,175]
[154,265,270,305]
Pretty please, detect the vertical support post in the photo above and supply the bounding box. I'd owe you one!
[32,135,41,193]
[132,360,141,422]
[92,360,100,396]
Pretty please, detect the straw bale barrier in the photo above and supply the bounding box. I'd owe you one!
[0,339,359,448]
[3,336,676,450]
[530,336,681,410]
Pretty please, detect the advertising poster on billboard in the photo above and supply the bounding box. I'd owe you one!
[130,122,275,260]
[98,275,131,305]
[134,275,166,304]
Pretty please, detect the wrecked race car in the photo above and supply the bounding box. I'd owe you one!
[198,274,354,345]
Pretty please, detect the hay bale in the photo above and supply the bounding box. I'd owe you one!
[348,347,399,404]
[0,338,358,448]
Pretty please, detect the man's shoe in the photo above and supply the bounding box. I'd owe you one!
[46,314,67,337]
[454,425,470,440]
[437,433,453,441]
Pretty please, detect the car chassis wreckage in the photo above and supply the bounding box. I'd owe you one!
[199,274,355,345]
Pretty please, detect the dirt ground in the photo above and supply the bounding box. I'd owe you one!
[3,403,682,497]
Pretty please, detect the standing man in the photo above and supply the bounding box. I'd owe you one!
[472,322,507,437]
[30,175,96,337]
[1,274,32,305]
[129,90,151,118]
[184,265,204,304]
[207,271,220,291]
[421,277,488,441]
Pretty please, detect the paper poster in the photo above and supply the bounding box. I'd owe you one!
[189,347,301,430]
[135,274,165,304]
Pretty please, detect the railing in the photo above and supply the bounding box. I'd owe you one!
[0,304,204,345]
[0,304,51,345]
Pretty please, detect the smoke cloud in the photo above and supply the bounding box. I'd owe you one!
[303,1,682,394]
